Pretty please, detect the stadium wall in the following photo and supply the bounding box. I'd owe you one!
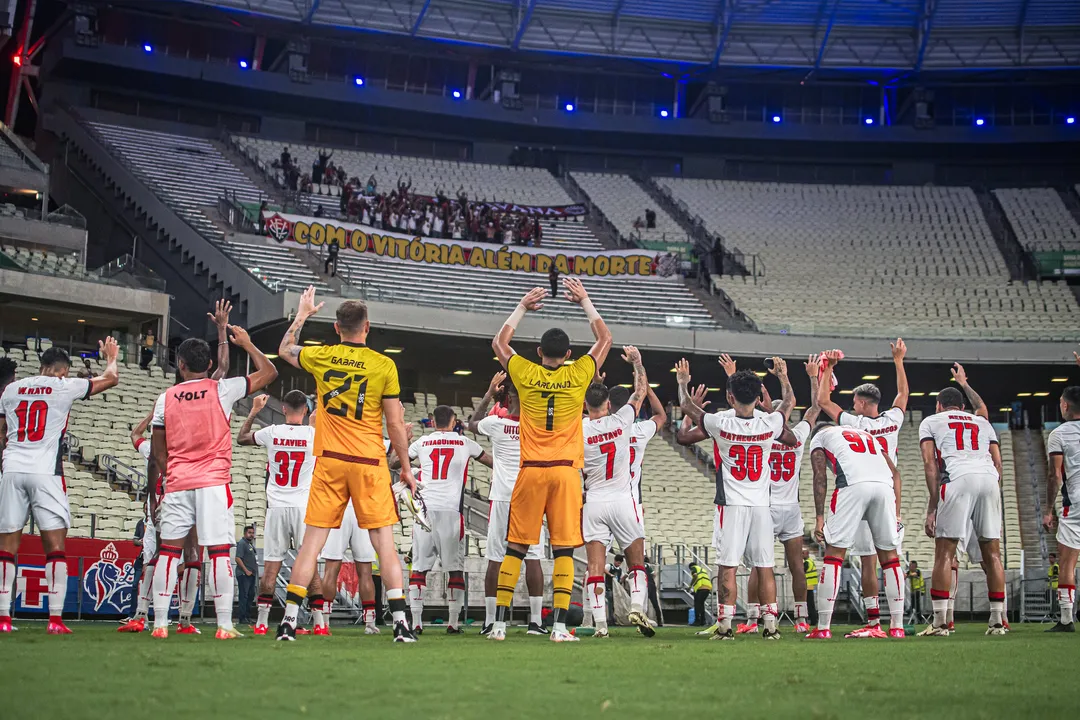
[0,268,170,330]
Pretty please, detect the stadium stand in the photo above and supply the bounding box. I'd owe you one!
[993,188,1080,251]
[571,172,687,250]
[218,239,330,293]
[660,178,1080,340]
[0,243,85,278]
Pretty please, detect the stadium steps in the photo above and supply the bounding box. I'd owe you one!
[1012,428,1051,573]
[977,187,1037,281]
[556,174,624,250]
[1058,186,1080,231]
[212,138,284,206]
[683,281,759,332]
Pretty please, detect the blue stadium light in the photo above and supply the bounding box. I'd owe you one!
[354,76,364,86]
[660,109,669,118]
[452,90,462,99]
[143,44,152,53]
[864,117,873,125]
[975,117,985,126]
[772,115,781,123]
[1068,117,1076,125]
[565,103,575,112]
[239,59,249,69]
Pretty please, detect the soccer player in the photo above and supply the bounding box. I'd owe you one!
[607,382,667,540]
[919,378,1006,636]
[676,355,797,640]
[237,391,328,635]
[469,372,549,635]
[148,327,277,639]
[816,340,908,639]
[488,279,613,642]
[403,405,491,633]
[118,411,157,632]
[807,420,905,639]
[581,345,655,638]
[0,338,120,634]
[1043,384,1080,632]
[275,287,417,642]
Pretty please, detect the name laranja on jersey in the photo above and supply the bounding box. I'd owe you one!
[408,431,483,511]
[838,407,905,462]
[507,352,595,468]
[629,419,657,503]
[1047,421,1080,515]
[702,409,785,507]
[918,410,998,481]
[582,405,636,501]
[0,375,90,475]
[809,426,894,487]
[299,342,400,460]
[253,423,316,508]
[768,420,811,506]
[476,415,521,502]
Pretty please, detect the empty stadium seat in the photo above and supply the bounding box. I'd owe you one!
[994,188,1080,252]
[571,172,687,250]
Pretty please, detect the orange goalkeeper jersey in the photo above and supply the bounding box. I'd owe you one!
[507,352,595,468]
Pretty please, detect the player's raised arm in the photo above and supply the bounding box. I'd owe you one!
[492,288,545,368]
[130,411,152,449]
[624,346,647,414]
[279,285,325,369]
[230,325,278,392]
[675,384,709,445]
[1045,453,1064,533]
[644,385,667,429]
[89,336,120,396]
[921,437,941,537]
[563,277,612,369]
[238,394,270,445]
[385,398,415,491]
[468,371,505,434]
[675,358,705,426]
[885,453,902,519]
[811,447,829,543]
[950,363,987,418]
[802,355,823,426]
[768,356,796,421]
[891,338,909,412]
[209,299,233,381]
[718,353,737,377]
[816,350,844,422]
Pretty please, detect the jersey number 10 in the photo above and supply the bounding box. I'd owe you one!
[13,400,48,443]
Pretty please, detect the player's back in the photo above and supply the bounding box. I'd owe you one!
[1,374,89,475]
[768,420,811,505]
[298,343,399,460]
[1048,420,1080,512]
[810,426,893,487]
[839,407,904,461]
[409,431,482,511]
[629,419,657,503]
[257,423,316,507]
[507,353,595,467]
[476,414,521,502]
[582,405,635,500]
[918,410,997,480]
[702,409,785,506]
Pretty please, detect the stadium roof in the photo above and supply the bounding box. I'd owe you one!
[178,0,1080,72]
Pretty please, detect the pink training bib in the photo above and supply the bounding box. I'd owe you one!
[164,378,232,492]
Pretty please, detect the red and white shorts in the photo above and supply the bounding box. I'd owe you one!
[824,483,899,552]
[581,495,644,550]
[159,485,235,546]
[1058,507,1080,551]
[0,472,69,533]
[412,509,464,573]
[936,473,1000,541]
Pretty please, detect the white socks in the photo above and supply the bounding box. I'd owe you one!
[628,566,648,614]
[387,587,407,626]
[932,598,949,627]
[1060,585,1075,625]
[718,605,735,633]
[882,559,905,629]
[256,598,272,628]
[587,576,607,630]
[136,564,153,619]
[818,556,843,630]
[747,603,761,624]
[762,603,778,632]
[794,601,808,623]
[208,548,233,630]
[0,554,14,617]
[153,547,182,629]
[529,596,543,626]
[448,588,462,629]
[863,596,880,627]
[45,553,68,620]
[484,596,497,626]
[409,583,424,629]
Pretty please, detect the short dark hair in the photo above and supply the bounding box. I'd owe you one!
[0,357,16,387]
[176,338,212,373]
[245,524,255,533]
[433,404,455,428]
[585,382,610,409]
[283,390,308,412]
[40,347,71,370]
[853,383,882,405]
[614,554,624,562]
[727,369,763,405]
[937,387,965,409]
[608,385,630,408]
[1062,386,1080,414]
[336,300,368,333]
[539,328,570,359]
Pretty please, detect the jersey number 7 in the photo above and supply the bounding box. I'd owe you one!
[322,370,368,419]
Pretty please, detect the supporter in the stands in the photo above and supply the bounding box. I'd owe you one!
[645,208,656,229]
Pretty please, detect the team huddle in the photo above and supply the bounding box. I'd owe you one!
[0,280,1078,641]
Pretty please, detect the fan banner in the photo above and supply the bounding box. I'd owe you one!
[262,211,664,277]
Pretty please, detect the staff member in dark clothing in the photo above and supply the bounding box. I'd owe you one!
[324,240,339,277]
[235,525,258,625]
[804,547,819,625]
[689,562,713,626]
[548,267,559,298]
[644,558,663,626]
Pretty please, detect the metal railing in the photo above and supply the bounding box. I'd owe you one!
[1024,427,1050,562]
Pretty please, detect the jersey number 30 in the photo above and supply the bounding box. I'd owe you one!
[729,445,764,481]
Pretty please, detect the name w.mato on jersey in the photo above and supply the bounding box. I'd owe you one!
[409,431,484,511]
[253,424,316,508]
[0,376,91,475]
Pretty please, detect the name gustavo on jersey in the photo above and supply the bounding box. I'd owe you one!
[587,427,624,445]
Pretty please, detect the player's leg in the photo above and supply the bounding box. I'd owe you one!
[947,556,959,628]
[351,527,378,633]
[713,506,752,639]
[784,537,808,631]
[1055,543,1079,629]
[178,529,202,632]
[967,475,1006,634]
[622,537,655,636]
[484,501,508,632]
[811,485,863,639]
[930,538,959,632]
[317,522,347,636]
[368,526,410,639]
[876,549,905,635]
[740,568,760,633]
[808,547,847,638]
[27,474,73,634]
[584,540,609,635]
[196,485,240,638]
[256,561,282,632]
[0,472,29,632]
[746,507,779,638]
[524,522,549,631]
[976,537,1006,633]
[860,555,881,628]
[320,559,342,628]
[543,467,585,641]
[409,519,435,633]
[151,489,195,637]
[295,516,327,633]
[440,512,467,633]
[494,467,549,639]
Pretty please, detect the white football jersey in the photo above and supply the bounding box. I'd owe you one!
[838,407,905,462]
[582,405,636,501]
[408,431,483,511]
[629,419,657,504]
[809,425,894,487]
[475,415,521,503]
[0,375,90,475]
[253,423,316,508]
[701,409,785,507]
[1048,421,1080,515]
[768,421,811,506]
[918,410,998,481]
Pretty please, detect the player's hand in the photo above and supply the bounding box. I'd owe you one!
[813,516,825,545]
[251,394,269,413]
[689,384,710,409]
[621,345,641,365]
[1075,349,1080,367]
[950,362,968,386]
[805,354,820,378]
[824,349,842,368]
[768,357,787,378]
[228,325,254,349]
[562,277,588,305]
[675,358,691,385]
[398,465,417,492]
[594,370,606,385]
[891,338,907,361]
[487,370,507,395]
[99,335,120,363]
[404,422,414,442]
[718,353,737,377]
[520,287,546,311]
[1043,512,1056,534]
[757,385,773,411]
[924,510,936,538]
[296,285,325,320]
[208,299,233,330]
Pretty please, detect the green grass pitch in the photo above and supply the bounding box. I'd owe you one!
[1,622,1074,719]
